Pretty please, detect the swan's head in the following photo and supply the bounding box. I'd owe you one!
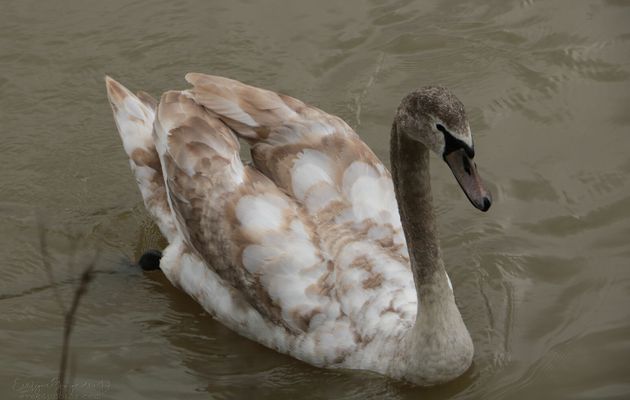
[397,86,492,211]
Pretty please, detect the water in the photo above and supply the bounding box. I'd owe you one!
[1,0,629,398]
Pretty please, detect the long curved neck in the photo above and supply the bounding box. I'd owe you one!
[389,118,473,385]
[390,120,449,297]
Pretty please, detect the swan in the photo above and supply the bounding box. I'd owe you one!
[105,73,492,386]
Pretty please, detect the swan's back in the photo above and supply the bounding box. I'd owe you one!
[106,74,418,370]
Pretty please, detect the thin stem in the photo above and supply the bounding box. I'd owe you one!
[57,252,97,400]
[37,220,97,400]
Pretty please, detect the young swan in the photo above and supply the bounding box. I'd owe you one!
[107,75,492,386]
[389,87,491,384]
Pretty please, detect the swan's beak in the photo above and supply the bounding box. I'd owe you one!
[444,149,492,212]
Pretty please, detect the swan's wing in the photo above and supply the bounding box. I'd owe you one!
[185,73,409,262]
[106,77,415,363]
[158,236,294,354]
[105,77,178,241]
[154,90,342,335]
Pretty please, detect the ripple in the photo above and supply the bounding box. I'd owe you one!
[520,195,630,237]
[2,0,630,398]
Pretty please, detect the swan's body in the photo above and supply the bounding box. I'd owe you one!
[105,74,491,386]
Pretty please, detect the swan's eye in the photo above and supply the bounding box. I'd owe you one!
[439,124,475,159]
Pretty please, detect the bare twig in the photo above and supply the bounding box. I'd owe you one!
[57,251,97,400]
[37,220,98,400]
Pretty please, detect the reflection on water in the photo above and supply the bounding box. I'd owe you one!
[1,0,629,398]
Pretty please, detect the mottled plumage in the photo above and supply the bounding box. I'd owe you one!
[105,73,492,385]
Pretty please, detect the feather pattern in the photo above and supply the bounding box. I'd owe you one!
[186,74,409,263]
[105,77,177,242]
[105,74,471,383]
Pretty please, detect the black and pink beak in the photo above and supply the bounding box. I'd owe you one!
[444,148,492,212]
[437,125,492,212]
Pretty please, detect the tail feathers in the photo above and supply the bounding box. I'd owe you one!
[105,76,155,155]
[105,76,178,241]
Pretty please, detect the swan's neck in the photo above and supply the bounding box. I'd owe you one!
[390,121,451,306]
[390,120,473,384]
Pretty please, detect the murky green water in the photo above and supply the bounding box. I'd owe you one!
[1,0,629,398]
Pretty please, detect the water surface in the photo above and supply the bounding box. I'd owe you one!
[1,0,629,398]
